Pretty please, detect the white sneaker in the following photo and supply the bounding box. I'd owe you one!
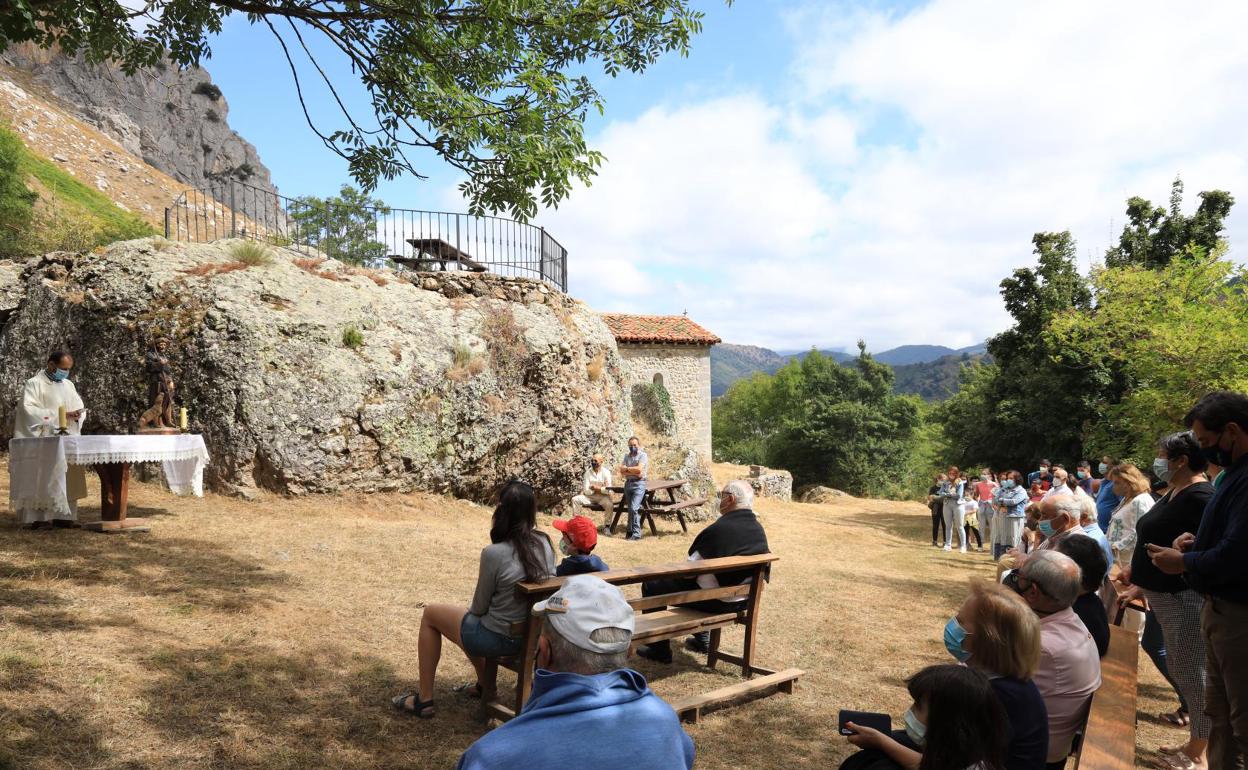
[959,547,967,553]
[942,545,952,552]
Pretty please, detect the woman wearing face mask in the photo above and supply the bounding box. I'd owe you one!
[992,471,1029,560]
[392,480,555,718]
[945,581,1049,770]
[940,467,968,553]
[1105,463,1155,570]
[840,664,1008,770]
[1117,432,1213,770]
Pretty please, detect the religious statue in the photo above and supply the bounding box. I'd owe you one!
[139,338,178,433]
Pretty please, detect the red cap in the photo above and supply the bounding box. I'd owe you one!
[554,515,598,552]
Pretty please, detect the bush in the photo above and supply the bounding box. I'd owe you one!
[342,326,364,349]
[230,240,272,266]
[192,82,223,101]
[631,382,677,436]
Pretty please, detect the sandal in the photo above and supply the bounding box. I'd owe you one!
[391,692,435,718]
[1160,709,1190,728]
[453,682,483,699]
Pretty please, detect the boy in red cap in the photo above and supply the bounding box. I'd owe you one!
[553,515,609,576]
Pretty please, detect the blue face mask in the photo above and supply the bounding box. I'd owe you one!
[629,446,638,455]
[1098,463,1108,475]
[49,368,69,382]
[1037,519,1055,538]
[943,617,972,662]
[1153,458,1172,483]
[1076,470,1088,479]
[1002,479,1015,489]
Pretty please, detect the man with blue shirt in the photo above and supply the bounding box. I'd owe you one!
[455,575,694,770]
[1149,391,1248,770]
[617,436,648,541]
[1095,456,1122,531]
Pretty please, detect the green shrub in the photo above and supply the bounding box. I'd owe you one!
[342,326,364,349]
[230,240,273,266]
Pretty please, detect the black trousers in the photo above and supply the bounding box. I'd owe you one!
[640,577,741,654]
[929,502,946,543]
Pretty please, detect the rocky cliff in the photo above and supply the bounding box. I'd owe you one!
[0,241,632,504]
[2,45,276,205]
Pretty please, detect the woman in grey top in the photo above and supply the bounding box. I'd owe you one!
[393,480,555,718]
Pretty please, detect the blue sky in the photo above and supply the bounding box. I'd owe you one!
[202,0,1248,351]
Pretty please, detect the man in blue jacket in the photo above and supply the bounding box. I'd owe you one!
[456,575,695,770]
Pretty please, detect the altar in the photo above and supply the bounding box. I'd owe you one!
[8,434,210,533]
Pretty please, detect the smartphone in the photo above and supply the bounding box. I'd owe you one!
[838,710,892,736]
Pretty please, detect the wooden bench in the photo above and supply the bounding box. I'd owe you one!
[478,554,802,724]
[1073,624,1139,770]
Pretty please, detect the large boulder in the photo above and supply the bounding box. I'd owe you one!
[0,239,632,504]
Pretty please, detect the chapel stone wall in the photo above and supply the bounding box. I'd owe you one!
[617,344,712,459]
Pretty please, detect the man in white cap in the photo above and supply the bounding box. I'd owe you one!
[455,575,694,770]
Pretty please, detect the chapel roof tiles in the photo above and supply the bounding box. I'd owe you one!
[600,313,721,346]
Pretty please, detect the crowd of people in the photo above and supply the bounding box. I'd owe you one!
[907,391,1248,770]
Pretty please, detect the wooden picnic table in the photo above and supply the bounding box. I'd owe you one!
[391,237,488,273]
[602,478,706,535]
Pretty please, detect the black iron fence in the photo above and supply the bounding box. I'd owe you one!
[164,181,568,292]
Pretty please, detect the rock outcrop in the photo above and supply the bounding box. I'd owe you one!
[2,45,276,206]
[797,485,851,504]
[747,465,793,502]
[0,240,632,504]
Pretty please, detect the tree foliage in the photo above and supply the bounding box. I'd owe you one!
[289,185,389,266]
[1105,177,1234,269]
[1049,246,1248,466]
[0,0,714,219]
[713,343,921,498]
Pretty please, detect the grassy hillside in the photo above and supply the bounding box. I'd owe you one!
[891,352,990,401]
[1,123,153,255]
[711,344,789,396]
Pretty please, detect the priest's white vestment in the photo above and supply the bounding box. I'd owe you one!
[13,372,88,522]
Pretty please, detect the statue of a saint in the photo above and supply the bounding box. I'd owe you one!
[141,338,176,431]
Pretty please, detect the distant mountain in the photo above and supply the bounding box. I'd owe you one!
[891,352,991,401]
[710,344,789,397]
[711,341,992,400]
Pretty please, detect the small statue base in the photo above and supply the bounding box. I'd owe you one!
[136,427,181,435]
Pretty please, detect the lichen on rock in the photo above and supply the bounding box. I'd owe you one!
[0,239,632,505]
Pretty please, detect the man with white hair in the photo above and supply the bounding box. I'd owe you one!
[455,575,694,770]
[1009,495,1089,569]
[1012,550,1102,769]
[636,479,771,663]
[570,453,614,528]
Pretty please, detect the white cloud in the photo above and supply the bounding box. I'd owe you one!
[506,0,1248,350]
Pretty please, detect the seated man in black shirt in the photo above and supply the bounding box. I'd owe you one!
[1055,534,1110,657]
[636,479,771,664]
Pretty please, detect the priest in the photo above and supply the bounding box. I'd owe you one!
[13,351,88,528]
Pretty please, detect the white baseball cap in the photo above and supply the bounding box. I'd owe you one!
[531,575,636,654]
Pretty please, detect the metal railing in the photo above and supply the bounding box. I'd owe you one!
[164,181,568,291]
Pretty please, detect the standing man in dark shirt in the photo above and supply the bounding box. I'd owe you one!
[636,480,770,664]
[1150,391,1248,770]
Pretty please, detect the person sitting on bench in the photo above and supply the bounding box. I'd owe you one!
[1009,550,1101,770]
[636,479,770,664]
[455,575,695,770]
[571,453,613,527]
[553,515,609,576]
[1054,534,1110,658]
[391,480,555,718]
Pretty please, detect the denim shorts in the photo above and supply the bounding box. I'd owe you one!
[460,613,522,658]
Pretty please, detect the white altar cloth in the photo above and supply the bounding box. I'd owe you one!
[8,434,210,516]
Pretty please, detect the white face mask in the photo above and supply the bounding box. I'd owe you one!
[903,708,927,746]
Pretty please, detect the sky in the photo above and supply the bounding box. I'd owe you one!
[202,0,1248,352]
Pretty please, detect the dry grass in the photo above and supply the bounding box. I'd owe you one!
[0,459,1172,769]
[182,261,249,278]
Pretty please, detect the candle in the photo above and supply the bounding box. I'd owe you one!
[58,405,67,430]
[180,407,188,430]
